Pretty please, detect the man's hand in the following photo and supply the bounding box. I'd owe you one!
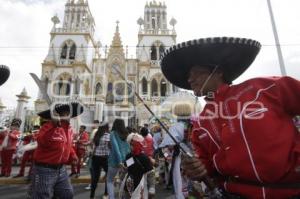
[181,154,207,181]
[119,163,125,169]
[149,157,158,167]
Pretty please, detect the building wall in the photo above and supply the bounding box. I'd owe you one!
[37,0,178,128]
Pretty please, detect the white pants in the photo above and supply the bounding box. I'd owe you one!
[172,155,185,199]
[106,166,120,199]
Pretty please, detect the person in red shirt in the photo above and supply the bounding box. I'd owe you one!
[0,129,5,162]
[0,118,21,177]
[14,125,40,178]
[27,102,83,199]
[140,127,156,198]
[70,125,89,177]
[161,37,300,198]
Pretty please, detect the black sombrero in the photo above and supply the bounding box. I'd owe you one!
[161,37,261,89]
[37,101,84,120]
[11,118,22,127]
[0,65,10,86]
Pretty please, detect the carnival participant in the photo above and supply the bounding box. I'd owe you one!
[0,130,4,160]
[70,125,89,178]
[107,118,130,199]
[121,133,153,199]
[0,118,21,177]
[90,122,110,199]
[85,120,100,190]
[27,102,83,199]
[152,126,163,153]
[151,126,166,185]
[14,129,35,178]
[140,127,156,198]
[161,37,300,198]
[0,65,11,168]
[159,103,193,199]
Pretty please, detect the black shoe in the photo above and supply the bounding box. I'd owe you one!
[69,173,76,177]
[75,173,80,178]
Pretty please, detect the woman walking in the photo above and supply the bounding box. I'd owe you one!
[90,122,110,199]
[106,119,130,199]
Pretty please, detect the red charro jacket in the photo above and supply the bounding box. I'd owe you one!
[22,134,33,145]
[2,130,20,150]
[192,76,300,198]
[33,121,77,165]
[73,131,89,151]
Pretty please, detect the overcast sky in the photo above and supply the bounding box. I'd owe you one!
[0,0,299,108]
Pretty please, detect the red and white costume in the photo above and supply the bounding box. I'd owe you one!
[71,130,89,174]
[1,129,20,176]
[33,121,77,165]
[192,76,300,198]
[16,131,39,177]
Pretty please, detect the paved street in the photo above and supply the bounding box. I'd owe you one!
[0,183,174,199]
[0,165,174,199]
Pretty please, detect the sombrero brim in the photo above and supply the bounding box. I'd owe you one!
[0,65,10,86]
[37,102,84,120]
[161,37,261,90]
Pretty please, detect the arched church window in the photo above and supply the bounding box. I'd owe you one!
[160,79,167,97]
[61,44,68,59]
[162,12,166,20]
[115,82,125,103]
[128,82,135,104]
[76,13,80,27]
[44,77,49,93]
[151,10,155,24]
[95,82,102,95]
[66,78,71,95]
[74,76,80,95]
[69,44,76,60]
[146,11,150,21]
[151,79,158,96]
[71,12,74,25]
[159,45,165,59]
[58,78,63,95]
[151,45,157,60]
[106,82,114,104]
[152,17,156,29]
[142,77,147,94]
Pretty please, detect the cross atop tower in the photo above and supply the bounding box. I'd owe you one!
[116,20,120,32]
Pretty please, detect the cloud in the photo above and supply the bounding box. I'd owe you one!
[0,0,64,108]
[7,0,57,4]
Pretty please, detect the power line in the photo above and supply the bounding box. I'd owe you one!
[0,43,300,49]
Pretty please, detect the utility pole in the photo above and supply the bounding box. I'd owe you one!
[267,0,287,76]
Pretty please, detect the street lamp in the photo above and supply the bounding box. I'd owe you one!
[267,0,287,76]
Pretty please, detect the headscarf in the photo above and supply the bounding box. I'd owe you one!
[127,133,145,155]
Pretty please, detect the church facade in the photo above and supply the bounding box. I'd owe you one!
[35,0,179,127]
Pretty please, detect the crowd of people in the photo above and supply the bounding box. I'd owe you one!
[0,110,199,199]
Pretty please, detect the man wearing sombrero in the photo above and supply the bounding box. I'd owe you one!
[161,37,300,198]
[27,102,84,199]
